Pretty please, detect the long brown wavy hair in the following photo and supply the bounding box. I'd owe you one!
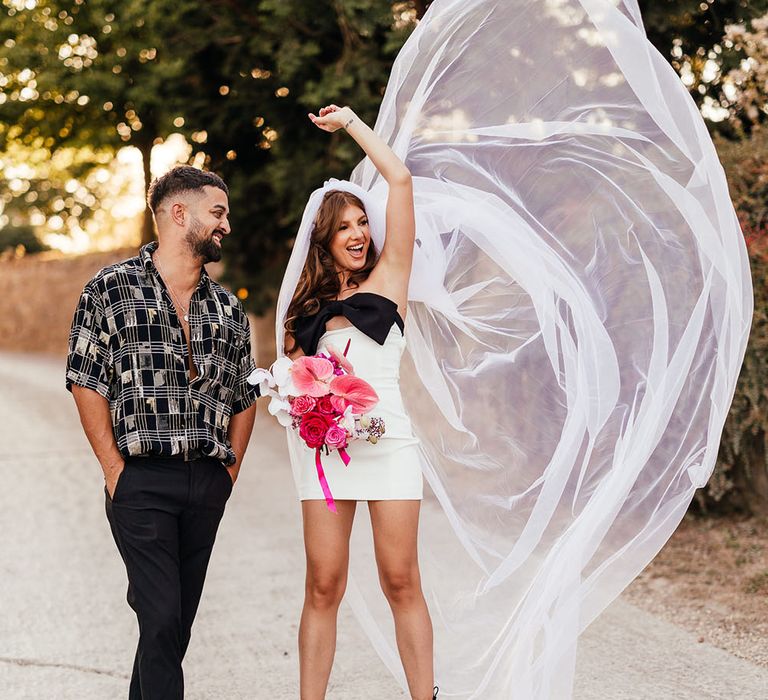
[285,190,378,352]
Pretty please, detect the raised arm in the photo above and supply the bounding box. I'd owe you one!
[309,105,415,295]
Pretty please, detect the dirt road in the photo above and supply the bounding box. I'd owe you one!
[1,352,765,699]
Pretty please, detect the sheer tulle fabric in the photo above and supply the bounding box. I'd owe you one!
[275,1,752,697]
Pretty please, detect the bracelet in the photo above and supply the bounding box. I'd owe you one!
[343,116,355,130]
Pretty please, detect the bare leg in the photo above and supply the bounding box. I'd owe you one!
[298,499,357,700]
[369,500,434,700]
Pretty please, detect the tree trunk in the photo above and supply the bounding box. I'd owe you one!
[138,138,155,246]
[733,433,768,516]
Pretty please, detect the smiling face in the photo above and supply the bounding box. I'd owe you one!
[185,185,230,263]
[328,204,371,273]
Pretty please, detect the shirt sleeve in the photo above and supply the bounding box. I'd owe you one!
[232,311,260,414]
[65,283,113,400]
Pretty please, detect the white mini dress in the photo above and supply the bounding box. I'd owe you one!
[288,294,423,501]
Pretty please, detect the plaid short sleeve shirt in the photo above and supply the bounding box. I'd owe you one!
[66,242,259,466]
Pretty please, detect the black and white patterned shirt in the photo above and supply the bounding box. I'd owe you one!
[66,242,259,465]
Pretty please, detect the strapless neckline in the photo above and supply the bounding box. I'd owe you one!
[295,292,405,355]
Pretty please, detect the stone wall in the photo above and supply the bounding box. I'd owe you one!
[0,249,277,368]
[0,249,134,356]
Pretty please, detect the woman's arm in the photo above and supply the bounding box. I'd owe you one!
[309,105,415,298]
[309,105,410,185]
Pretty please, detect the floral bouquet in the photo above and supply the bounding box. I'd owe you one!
[248,341,385,512]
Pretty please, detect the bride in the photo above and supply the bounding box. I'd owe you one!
[284,104,436,700]
[261,0,752,697]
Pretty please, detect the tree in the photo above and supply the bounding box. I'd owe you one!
[157,0,425,311]
[0,0,187,243]
[721,14,768,127]
[639,0,768,131]
[1,0,430,257]
[702,128,768,516]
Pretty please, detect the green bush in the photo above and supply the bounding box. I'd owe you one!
[0,224,49,255]
[699,130,768,515]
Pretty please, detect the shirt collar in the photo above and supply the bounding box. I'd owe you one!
[140,241,213,292]
[140,241,159,273]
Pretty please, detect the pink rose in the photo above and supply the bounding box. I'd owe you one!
[299,411,332,449]
[315,395,336,415]
[324,424,348,450]
[290,395,316,416]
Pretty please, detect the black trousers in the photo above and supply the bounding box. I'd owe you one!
[105,456,233,700]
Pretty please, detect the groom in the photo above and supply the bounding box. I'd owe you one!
[66,165,258,699]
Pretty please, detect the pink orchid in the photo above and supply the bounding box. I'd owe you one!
[291,356,335,397]
[329,375,379,414]
[325,343,355,374]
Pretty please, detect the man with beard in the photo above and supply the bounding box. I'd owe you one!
[66,165,258,699]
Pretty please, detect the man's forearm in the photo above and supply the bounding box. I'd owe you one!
[226,403,257,481]
[71,385,123,476]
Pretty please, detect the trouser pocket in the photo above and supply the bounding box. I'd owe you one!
[105,465,130,503]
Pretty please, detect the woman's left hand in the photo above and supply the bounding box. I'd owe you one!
[308,104,354,133]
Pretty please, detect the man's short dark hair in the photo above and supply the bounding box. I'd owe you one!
[147,165,229,213]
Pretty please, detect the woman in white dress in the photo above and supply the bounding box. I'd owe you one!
[283,104,436,700]
[263,2,753,697]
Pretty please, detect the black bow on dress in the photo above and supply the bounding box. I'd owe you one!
[294,292,405,356]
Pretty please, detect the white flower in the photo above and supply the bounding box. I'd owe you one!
[248,356,298,428]
[340,405,356,433]
[268,395,293,427]
[247,367,275,397]
[271,356,298,396]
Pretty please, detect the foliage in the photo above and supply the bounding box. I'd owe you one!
[639,0,768,131]
[163,0,425,311]
[722,14,768,126]
[1,0,426,285]
[5,0,765,300]
[0,0,189,240]
[0,141,111,240]
[696,130,768,515]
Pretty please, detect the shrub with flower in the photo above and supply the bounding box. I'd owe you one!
[703,129,768,516]
[248,342,386,513]
[723,14,768,126]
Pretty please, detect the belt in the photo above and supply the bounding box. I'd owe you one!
[126,449,211,463]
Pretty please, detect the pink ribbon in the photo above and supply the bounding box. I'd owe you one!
[310,339,353,514]
[314,446,352,513]
[314,448,337,513]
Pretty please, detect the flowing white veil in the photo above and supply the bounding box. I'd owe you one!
[274,0,753,697]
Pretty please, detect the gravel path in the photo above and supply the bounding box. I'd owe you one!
[1,351,766,699]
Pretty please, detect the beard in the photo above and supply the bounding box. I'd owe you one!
[185,215,222,263]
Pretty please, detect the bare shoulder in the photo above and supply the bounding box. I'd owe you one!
[344,278,408,321]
